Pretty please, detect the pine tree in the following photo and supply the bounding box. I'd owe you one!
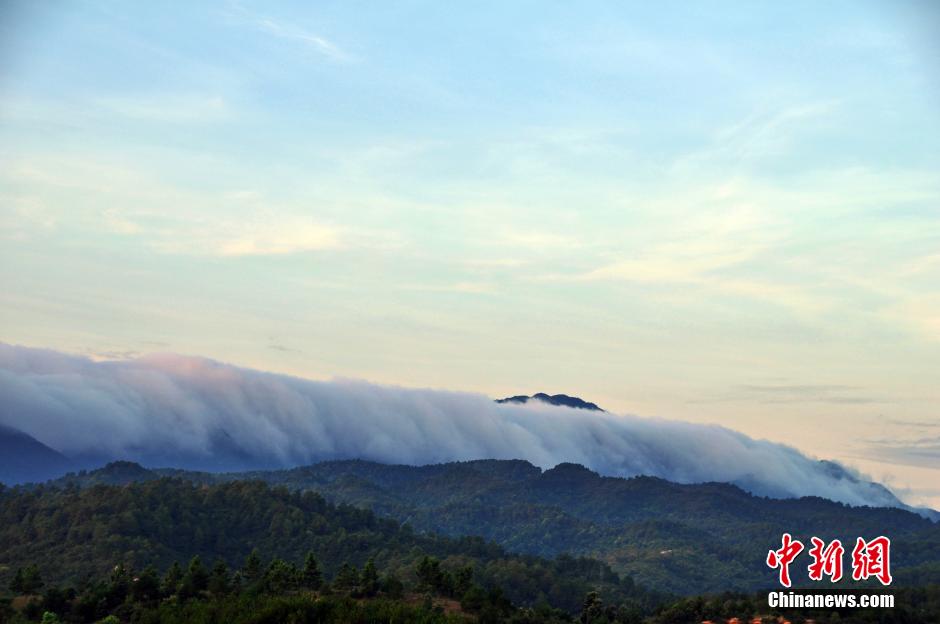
[333,562,360,594]
[162,562,183,597]
[131,565,161,602]
[361,559,379,596]
[179,556,209,598]
[302,552,322,590]
[263,558,300,594]
[107,564,131,604]
[416,556,443,592]
[242,549,262,587]
[208,559,230,595]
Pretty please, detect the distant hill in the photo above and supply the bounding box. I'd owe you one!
[496,392,604,411]
[0,423,75,485]
[49,459,940,595]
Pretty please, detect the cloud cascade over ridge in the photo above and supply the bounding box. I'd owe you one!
[0,343,909,510]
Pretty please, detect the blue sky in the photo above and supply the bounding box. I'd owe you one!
[1,1,939,505]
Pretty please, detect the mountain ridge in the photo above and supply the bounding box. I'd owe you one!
[40,458,940,595]
[0,423,75,485]
[495,392,604,411]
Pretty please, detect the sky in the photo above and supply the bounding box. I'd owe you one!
[1,1,939,507]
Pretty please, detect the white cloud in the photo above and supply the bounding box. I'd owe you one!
[257,17,350,62]
[152,217,344,257]
[0,342,918,511]
[95,94,230,123]
[495,229,583,250]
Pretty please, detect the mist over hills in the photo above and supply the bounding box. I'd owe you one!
[0,343,929,517]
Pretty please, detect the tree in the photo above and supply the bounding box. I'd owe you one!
[41,586,72,616]
[360,559,379,597]
[131,565,161,602]
[461,585,487,612]
[302,552,322,590]
[416,556,443,592]
[580,591,604,624]
[162,562,183,597]
[10,565,44,594]
[208,559,231,595]
[107,564,131,605]
[243,549,263,587]
[263,558,300,594]
[179,556,209,599]
[453,565,474,596]
[382,572,404,600]
[333,562,359,594]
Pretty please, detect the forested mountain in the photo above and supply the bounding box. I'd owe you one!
[2,474,939,623]
[44,459,940,595]
[0,478,656,616]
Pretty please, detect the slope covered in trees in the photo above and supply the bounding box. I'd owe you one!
[45,459,939,595]
[3,472,940,623]
[0,478,657,615]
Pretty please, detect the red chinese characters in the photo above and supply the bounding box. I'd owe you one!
[807,537,844,582]
[851,536,892,586]
[767,534,892,587]
[766,533,804,588]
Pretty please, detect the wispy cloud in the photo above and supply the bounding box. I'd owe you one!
[256,17,350,62]
[95,94,231,123]
[692,383,889,405]
[886,294,940,342]
[860,437,940,470]
[494,229,583,250]
[736,384,886,405]
[152,217,344,257]
[673,100,840,173]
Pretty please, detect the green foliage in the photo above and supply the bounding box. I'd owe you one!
[48,459,940,595]
[242,549,262,588]
[178,556,208,599]
[9,565,44,594]
[301,552,322,590]
[332,562,359,594]
[580,591,603,623]
[360,559,379,597]
[131,565,161,603]
[262,558,300,594]
[381,572,404,600]
[0,479,655,613]
[161,562,182,597]
[208,559,230,595]
[4,468,939,623]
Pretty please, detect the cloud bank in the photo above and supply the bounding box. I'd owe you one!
[0,344,914,511]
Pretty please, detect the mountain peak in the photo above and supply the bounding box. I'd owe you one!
[496,393,604,411]
[0,424,75,485]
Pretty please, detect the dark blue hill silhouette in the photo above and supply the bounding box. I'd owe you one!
[0,423,75,485]
[496,392,604,411]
